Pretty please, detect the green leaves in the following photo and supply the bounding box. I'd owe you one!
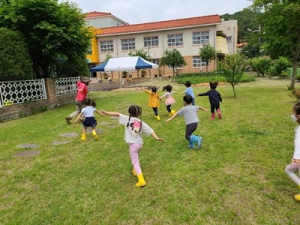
[218,54,247,97]
[160,49,187,76]
[199,44,216,72]
[0,0,92,78]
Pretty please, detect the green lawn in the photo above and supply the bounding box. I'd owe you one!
[1,77,300,224]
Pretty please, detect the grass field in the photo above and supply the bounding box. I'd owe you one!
[1,77,300,224]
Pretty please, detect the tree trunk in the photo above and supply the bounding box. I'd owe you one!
[232,84,236,98]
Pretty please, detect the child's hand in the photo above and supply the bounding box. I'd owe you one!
[156,137,164,141]
[203,108,208,111]
[100,110,106,115]
[166,118,171,122]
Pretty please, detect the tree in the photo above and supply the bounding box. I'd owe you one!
[199,44,216,72]
[240,44,261,59]
[0,28,33,81]
[160,49,186,76]
[252,0,300,89]
[221,7,262,43]
[0,0,92,79]
[128,49,151,61]
[218,54,247,98]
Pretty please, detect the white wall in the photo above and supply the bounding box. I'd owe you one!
[216,20,238,54]
[97,24,218,62]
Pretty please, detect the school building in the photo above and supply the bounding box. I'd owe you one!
[84,11,237,78]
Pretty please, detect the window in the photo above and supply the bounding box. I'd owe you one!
[226,36,232,43]
[151,59,159,65]
[121,38,135,50]
[167,34,183,47]
[99,40,113,52]
[192,56,207,67]
[144,36,159,47]
[192,31,209,44]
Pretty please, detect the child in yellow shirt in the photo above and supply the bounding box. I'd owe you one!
[141,86,161,121]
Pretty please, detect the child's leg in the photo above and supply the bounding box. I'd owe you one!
[166,105,171,113]
[210,105,216,120]
[81,127,87,141]
[185,123,197,148]
[129,143,146,187]
[152,107,158,116]
[285,162,300,185]
[285,162,300,200]
[216,103,222,119]
[152,107,160,121]
[92,127,99,140]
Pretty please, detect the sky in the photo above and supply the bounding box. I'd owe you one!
[61,0,253,24]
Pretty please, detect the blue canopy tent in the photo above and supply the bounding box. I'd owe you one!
[90,56,159,72]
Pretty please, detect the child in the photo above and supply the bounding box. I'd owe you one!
[285,102,300,201]
[182,81,196,105]
[197,82,222,120]
[141,86,161,121]
[160,85,176,117]
[166,94,207,149]
[74,98,104,141]
[101,105,164,187]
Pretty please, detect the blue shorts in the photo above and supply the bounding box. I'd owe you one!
[83,117,97,128]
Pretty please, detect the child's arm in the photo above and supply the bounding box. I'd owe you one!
[100,110,120,117]
[166,112,178,122]
[74,112,83,123]
[140,87,150,94]
[198,106,208,111]
[151,131,164,141]
[197,92,209,96]
[95,110,105,116]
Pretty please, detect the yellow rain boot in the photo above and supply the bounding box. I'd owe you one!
[295,194,300,201]
[81,134,86,141]
[136,174,146,187]
[156,115,160,121]
[171,110,176,115]
[132,169,137,177]
[92,130,99,140]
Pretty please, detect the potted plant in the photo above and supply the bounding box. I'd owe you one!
[122,70,128,78]
[103,72,108,79]
[141,69,146,77]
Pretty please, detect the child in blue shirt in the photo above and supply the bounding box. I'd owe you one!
[182,81,195,105]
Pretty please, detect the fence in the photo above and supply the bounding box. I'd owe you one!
[0,79,47,107]
[55,77,79,96]
[0,77,79,121]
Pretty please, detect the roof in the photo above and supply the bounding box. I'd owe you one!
[84,11,129,25]
[84,11,112,19]
[96,14,221,36]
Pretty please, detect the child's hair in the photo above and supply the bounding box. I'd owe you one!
[183,94,193,104]
[83,98,96,107]
[152,86,157,93]
[162,85,172,92]
[209,82,218,90]
[127,105,143,127]
[184,81,191,87]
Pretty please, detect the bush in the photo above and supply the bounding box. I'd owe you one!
[174,73,255,84]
